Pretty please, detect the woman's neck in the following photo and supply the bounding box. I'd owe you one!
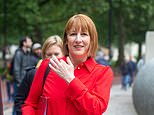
[69,55,88,68]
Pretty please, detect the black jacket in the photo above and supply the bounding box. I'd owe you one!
[14,65,50,115]
[15,66,36,115]
[13,48,32,85]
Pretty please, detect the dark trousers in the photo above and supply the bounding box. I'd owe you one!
[12,82,17,115]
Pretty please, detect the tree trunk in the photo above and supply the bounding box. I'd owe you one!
[138,41,142,61]
[33,25,43,43]
[116,0,126,66]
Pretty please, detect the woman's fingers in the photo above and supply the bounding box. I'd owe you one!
[49,56,74,74]
[49,63,57,72]
[66,57,73,67]
[50,58,58,68]
[52,55,61,66]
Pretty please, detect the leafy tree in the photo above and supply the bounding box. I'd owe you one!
[111,0,154,66]
[1,0,154,66]
[0,0,109,45]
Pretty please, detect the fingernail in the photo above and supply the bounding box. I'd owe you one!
[52,55,56,59]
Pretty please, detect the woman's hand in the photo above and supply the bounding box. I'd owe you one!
[49,55,75,84]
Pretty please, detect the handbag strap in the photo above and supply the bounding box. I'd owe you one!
[42,64,50,88]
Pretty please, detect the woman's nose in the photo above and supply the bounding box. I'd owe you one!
[75,34,82,42]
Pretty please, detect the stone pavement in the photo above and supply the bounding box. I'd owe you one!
[104,85,138,115]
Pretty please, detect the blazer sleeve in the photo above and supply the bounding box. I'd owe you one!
[21,59,49,115]
[65,66,113,115]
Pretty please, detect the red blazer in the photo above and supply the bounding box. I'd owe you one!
[22,57,113,115]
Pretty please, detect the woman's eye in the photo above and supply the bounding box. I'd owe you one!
[54,53,59,56]
[81,33,88,36]
[70,33,76,36]
[46,54,52,58]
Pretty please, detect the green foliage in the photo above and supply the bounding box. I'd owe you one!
[113,0,154,44]
[0,0,110,45]
[0,0,154,64]
[0,67,4,75]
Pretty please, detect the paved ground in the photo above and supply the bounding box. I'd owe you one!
[104,85,138,115]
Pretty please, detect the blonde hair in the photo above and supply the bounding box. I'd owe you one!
[42,35,63,59]
[63,14,98,57]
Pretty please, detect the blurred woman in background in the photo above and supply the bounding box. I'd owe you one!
[15,35,63,115]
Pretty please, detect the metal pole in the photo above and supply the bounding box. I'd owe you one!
[0,79,4,115]
[108,0,113,60]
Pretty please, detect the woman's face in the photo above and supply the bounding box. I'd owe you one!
[67,28,90,59]
[45,45,63,58]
